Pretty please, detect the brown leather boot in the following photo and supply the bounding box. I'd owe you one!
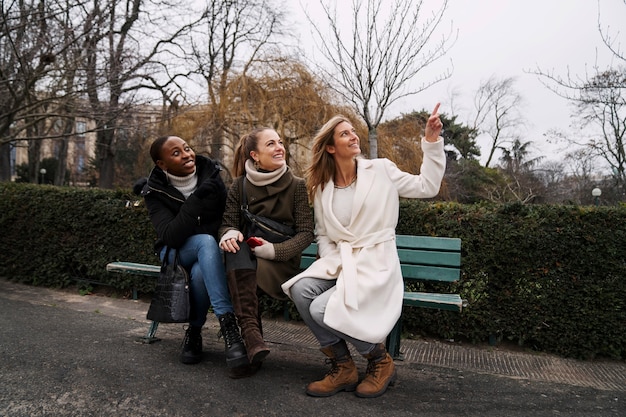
[227,269,270,365]
[306,340,359,397]
[355,343,397,398]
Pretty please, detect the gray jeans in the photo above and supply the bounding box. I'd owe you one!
[290,276,376,355]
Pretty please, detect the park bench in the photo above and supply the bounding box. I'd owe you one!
[106,234,464,358]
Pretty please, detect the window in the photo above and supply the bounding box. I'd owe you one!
[10,142,16,177]
[75,140,86,172]
[76,121,86,137]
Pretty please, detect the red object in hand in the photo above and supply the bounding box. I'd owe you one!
[246,237,263,248]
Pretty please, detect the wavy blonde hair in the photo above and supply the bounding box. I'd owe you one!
[305,115,354,202]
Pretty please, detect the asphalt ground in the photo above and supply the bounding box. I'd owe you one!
[1,278,624,417]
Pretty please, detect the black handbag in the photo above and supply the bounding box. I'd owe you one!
[146,248,190,323]
[241,177,296,243]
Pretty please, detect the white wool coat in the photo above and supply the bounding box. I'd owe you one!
[282,138,446,343]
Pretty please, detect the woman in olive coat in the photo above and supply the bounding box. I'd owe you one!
[219,128,314,375]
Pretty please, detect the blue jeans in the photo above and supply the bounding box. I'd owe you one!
[290,277,376,355]
[160,234,233,327]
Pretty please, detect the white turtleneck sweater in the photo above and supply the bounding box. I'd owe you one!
[167,170,198,199]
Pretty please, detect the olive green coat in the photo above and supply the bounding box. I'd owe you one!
[219,169,314,299]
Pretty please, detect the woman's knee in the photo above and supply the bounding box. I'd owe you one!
[190,234,218,251]
[309,294,328,318]
[290,277,318,302]
[188,263,203,284]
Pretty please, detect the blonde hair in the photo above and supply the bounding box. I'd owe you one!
[232,127,272,177]
[305,115,353,202]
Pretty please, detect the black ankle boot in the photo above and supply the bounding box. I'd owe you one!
[218,312,249,368]
[180,326,203,365]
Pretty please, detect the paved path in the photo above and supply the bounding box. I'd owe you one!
[1,279,624,416]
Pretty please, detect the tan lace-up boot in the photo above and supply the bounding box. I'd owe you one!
[306,340,359,397]
[355,343,397,398]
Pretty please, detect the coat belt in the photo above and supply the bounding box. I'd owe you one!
[337,228,395,310]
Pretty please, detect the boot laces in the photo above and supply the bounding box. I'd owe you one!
[365,358,379,377]
[182,326,201,349]
[218,315,243,348]
[323,358,340,377]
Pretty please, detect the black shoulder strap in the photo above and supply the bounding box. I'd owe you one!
[240,176,248,209]
[239,177,251,235]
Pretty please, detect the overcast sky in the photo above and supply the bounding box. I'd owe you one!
[290,0,626,167]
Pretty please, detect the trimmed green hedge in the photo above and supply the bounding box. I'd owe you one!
[1,183,624,360]
[397,200,626,360]
[0,183,157,293]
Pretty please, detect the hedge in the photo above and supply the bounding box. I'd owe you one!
[1,183,624,360]
[0,183,156,292]
[397,200,626,360]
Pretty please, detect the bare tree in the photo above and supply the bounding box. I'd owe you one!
[530,2,626,201]
[229,58,352,173]
[534,160,567,203]
[563,148,600,204]
[1,0,195,187]
[472,76,525,168]
[187,0,286,162]
[82,0,198,188]
[48,0,86,185]
[576,70,626,192]
[598,0,626,64]
[533,67,626,199]
[167,57,355,176]
[0,0,66,181]
[306,0,455,158]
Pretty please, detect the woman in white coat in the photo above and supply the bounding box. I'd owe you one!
[282,104,446,398]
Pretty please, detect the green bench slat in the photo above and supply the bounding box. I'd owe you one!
[301,244,318,256]
[397,249,461,267]
[106,262,160,277]
[396,235,461,251]
[400,264,461,282]
[299,257,317,269]
[403,292,463,311]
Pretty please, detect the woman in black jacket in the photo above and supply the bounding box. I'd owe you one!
[142,135,247,369]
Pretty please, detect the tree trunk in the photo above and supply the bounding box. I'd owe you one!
[54,115,76,186]
[368,126,378,159]
[210,127,224,163]
[97,127,116,189]
[55,138,69,186]
[0,143,11,182]
[27,138,42,183]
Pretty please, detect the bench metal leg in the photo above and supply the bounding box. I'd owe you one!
[386,318,404,360]
[138,321,161,344]
[283,301,290,321]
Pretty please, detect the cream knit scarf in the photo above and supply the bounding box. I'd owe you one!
[245,159,288,186]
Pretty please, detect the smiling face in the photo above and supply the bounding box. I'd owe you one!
[250,129,286,171]
[156,136,196,177]
[326,121,361,160]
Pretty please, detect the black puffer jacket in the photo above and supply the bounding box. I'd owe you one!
[142,155,226,254]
